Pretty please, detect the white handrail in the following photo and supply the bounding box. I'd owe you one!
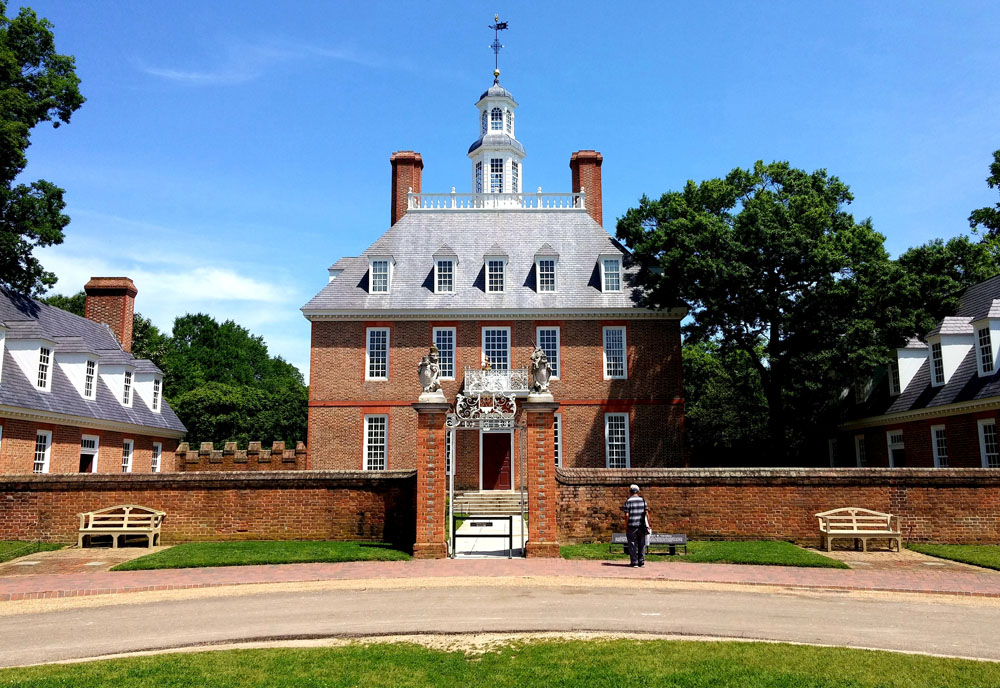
[408,188,585,211]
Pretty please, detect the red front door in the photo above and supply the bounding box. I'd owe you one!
[482,432,511,490]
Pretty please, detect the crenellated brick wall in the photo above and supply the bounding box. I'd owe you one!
[175,441,307,471]
[0,471,416,545]
[557,467,1000,545]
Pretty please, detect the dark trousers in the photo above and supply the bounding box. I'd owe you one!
[626,525,647,565]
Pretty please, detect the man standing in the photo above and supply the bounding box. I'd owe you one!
[622,484,649,567]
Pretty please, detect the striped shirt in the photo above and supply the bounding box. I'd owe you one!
[622,495,647,528]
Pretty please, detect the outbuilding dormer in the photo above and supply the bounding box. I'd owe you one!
[97,350,137,408]
[53,336,99,401]
[971,299,1000,377]
[894,338,929,395]
[4,321,57,393]
[925,317,974,387]
[133,360,164,413]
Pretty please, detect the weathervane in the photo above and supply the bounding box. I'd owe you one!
[489,13,508,82]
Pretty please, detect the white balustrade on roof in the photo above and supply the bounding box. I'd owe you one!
[408,188,585,212]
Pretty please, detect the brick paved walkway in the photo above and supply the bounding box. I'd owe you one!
[2,557,999,602]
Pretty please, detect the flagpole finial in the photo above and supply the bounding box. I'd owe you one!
[489,15,509,78]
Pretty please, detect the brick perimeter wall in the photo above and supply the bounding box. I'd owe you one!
[558,468,1000,545]
[0,471,416,546]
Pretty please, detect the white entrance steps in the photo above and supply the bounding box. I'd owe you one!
[452,491,525,515]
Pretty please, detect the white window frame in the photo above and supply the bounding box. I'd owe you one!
[122,369,133,407]
[930,342,944,386]
[121,439,134,473]
[930,425,948,468]
[435,259,455,294]
[854,434,867,467]
[475,161,483,193]
[978,419,999,468]
[604,412,630,468]
[886,430,905,468]
[602,325,628,380]
[505,109,513,134]
[489,157,504,193]
[553,413,563,467]
[536,257,558,293]
[481,109,487,134]
[369,258,391,294]
[600,258,622,293]
[490,106,502,131]
[482,326,511,370]
[978,327,995,376]
[433,326,457,380]
[152,377,161,412]
[33,430,52,474]
[81,434,100,474]
[511,159,519,192]
[888,360,901,396]
[485,258,506,293]
[151,441,162,473]
[445,428,455,476]
[83,358,97,400]
[536,326,560,379]
[37,346,52,391]
[365,327,390,381]
[364,414,388,471]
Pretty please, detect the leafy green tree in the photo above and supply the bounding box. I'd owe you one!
[0,1,84,295]
[617,161,901,461]
[40,289,84,315]
[969,149,1000,245]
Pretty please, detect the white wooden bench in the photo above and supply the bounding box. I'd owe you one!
[815,507,901,552]
[78,505,165,549]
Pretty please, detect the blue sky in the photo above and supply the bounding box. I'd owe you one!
[19,1,1000,379]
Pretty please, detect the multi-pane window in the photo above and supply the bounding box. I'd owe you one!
[483,327,510,370]
[481,110,487,134]
[475,161,483,193]
[37,347,51,389]
[366,328,389,380]
[84,359,97,399]
[537,327,560,379]
[121,439,133,473]
[433,327,456,379]
[930,342,944,385]
[370,260,390,294]
[888,360,901,396]
[553,413,562,467]
[33,431,51,474]
[603,326,627,379]
[886,431,905,468]
[978,327,994,374]
[122,370,133,406]
[602,258,621,292]
[979,419,1000,468]
[151,442,162,473]
[364,415,388,471]
[490,158,504,193]
[490,107,502,131]
[436,259,454,294]
[152,378,161,411]
[486,259,505,293]
[511,160,519,192]
[931,425,948,468]
[854,435,867,467]
[505,110,512,133]
[537,258,556,292]
[605,413,629,468]
[445,429,455,476]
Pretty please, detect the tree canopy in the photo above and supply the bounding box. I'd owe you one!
[969,148,1000,247]
[0,1,84,295]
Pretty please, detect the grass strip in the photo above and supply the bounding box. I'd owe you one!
[112,540,409,571]
[561,540,848,568]
[0,541,62,564]
[908,543,1000,571]
[2,639,998,687]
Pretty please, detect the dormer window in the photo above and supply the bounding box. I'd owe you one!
[36,346,51,390]
[435,259,455,294]
[601,257,622,292]
[122,369,133,406]
[490,107,502,131]
[978,327,994,375]
[84,359,97,399]
[152,377,161,412]
[537,258,557,292]
[930,342,944,386]
[368,256,394,294]
[486,258,506,293]
[888,360,901,396]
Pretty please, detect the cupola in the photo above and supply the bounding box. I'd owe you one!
[468,69,525,195]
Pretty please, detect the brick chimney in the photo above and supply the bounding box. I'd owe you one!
[84,277,137,352]
[570,150,604,226]
[390,151,423,226]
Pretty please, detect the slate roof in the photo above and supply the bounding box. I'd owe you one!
[302,210,675,315]
[0,286,185,435]
[846,275,1000,422]
[478,83,516,102]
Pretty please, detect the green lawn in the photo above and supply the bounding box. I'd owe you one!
[561,540,848,568]
[111,541,410,571]
[909,544,1000,571]
[2,640,998,687]
[0,540,62,564]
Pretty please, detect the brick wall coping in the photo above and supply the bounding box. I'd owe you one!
[0,470,416,490]
[556,467,1000,487]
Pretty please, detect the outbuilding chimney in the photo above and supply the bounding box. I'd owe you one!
[570,150,604,226]
[84,277,137,353]
[390,151,423,226]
